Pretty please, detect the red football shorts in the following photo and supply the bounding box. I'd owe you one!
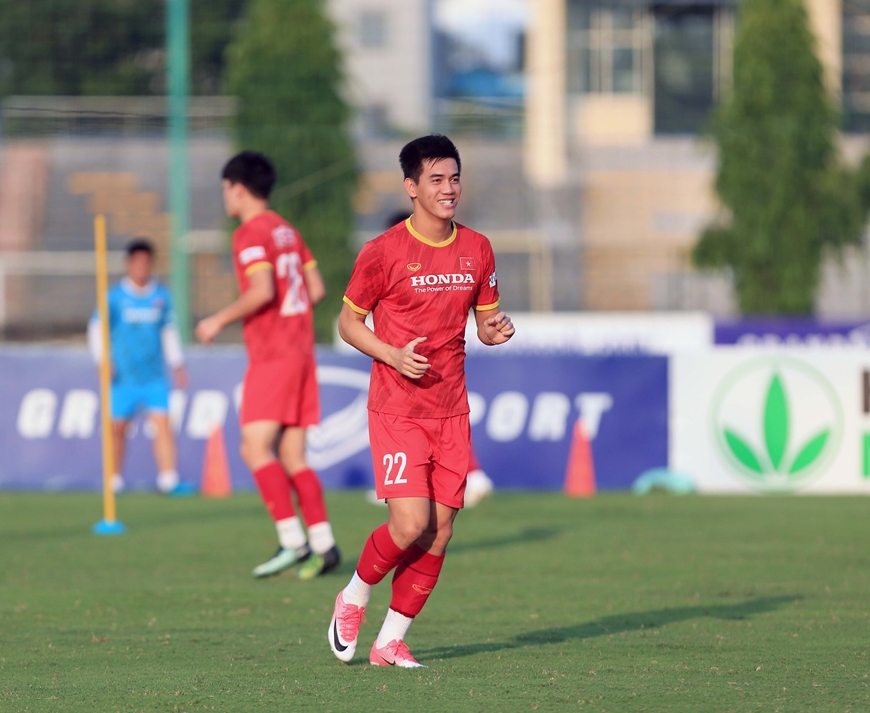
[240,355,320,427]
[368,411,471,509]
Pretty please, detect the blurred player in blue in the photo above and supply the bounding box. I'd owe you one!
[88,238,195,496]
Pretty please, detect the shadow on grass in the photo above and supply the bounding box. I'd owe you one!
[417,595,801,662]
[448,527,561,554]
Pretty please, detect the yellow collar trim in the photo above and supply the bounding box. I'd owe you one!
[405,218,457,248]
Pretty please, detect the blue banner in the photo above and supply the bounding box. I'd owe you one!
[715,318,870,346]
[0,347,667,492]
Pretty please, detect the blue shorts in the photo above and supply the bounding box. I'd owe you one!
[111,380,170,420]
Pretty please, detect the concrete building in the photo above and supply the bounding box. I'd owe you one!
[327,0,434,134]
[525,0,868,314]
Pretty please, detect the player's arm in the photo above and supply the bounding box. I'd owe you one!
[474,307,515,346]
[161,323,188,388]
[303,263,326,306]
[338,302,430,379]
[195,269,275,344]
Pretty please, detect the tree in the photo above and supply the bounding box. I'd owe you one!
[694,0,870,314]
[225,0,357,341]
[0,0,245,96]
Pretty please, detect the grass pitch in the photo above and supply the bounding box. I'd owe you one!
[1,491,869,712]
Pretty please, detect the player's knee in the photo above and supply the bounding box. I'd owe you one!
[390,518,427,548]
[283,457,309,475]
[239,437,270,470]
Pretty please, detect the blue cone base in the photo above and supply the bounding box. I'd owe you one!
[93,520,127,536]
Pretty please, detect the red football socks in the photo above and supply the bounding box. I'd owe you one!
[290,468,328,526]
[252,461,295,522]
[389,546,445,618]
[356,524,409,585]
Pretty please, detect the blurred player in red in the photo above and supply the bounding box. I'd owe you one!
[196,151,340,580]
[328,135,514,667]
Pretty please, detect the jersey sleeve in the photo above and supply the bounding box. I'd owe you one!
[234,224,274,277]
[474,238,500,311]
[343,240,385,315]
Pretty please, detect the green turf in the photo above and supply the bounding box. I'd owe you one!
[2,492,869,712]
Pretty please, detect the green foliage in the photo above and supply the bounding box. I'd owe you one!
[0,0,245,96]
[225,0,357,341]
[694,0,870,314]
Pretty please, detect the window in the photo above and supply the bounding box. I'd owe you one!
[359,11,388,49]
[653,6,733,135]
[567,1,650,95]
[844,1,870,132]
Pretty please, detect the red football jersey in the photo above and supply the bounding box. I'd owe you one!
[232,211,317,363]
[344,218,500,418]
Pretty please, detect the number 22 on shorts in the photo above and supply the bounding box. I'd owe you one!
[383,452,408,486]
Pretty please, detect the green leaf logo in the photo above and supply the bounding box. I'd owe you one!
[789,430,829,475]
[715,362,839,487]
[724,429,764,473]
[764,374,788,470]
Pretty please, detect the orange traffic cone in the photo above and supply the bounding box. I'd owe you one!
[564,418,596,497]
[201,426,232,498]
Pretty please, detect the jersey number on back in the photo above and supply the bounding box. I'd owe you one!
[276,252,308,316]
[383,452,408,486]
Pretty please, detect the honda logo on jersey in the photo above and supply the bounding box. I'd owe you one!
[410,273,476,287]
[460,257,476,270]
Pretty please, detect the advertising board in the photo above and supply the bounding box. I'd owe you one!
[671,349,870,493]
[0,347,669,493]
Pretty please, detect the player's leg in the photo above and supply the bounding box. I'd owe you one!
[111,419,129,493]
[278,426,340,580]
[329,413,431,662]
[241,419,311,576]
[241,361,313,577]
[144,380,192,495]
[329,496,429,663]
[109,382,136,493]
[369,499,455,668]
[370,415,470,667]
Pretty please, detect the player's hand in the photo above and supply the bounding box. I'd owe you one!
[174,366,189,389]
[195,316,222,344]
[483,312,515,345]
[390,337,431,379]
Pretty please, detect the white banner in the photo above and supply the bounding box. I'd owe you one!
[335,312,714,355]
[671,348,870,494]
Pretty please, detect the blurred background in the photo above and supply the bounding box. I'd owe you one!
[5,0,870,496]
[2,0,868,344]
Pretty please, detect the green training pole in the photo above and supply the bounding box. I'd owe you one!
[167,0,191,341]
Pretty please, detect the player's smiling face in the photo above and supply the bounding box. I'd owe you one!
[405,158,461,222]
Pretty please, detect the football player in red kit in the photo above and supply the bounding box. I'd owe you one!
[328,135,514,667]
[196,151,340,580]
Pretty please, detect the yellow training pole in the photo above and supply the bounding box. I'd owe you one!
[93,214,125,535]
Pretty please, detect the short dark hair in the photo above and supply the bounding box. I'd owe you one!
[399,134,461,183]
[126,238,154,258]
[222,150,276,199]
